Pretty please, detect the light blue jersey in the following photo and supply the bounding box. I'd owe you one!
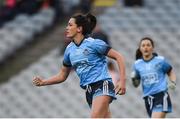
[63,37,112,88]
[133,56,172,97]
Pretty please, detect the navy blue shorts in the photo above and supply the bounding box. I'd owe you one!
[85,80,116,108]
[144,91,172,117]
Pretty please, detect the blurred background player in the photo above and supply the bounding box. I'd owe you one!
[131,37,176,118]
[33,13,126,118]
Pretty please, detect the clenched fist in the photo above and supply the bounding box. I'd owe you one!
[32,76,45,86]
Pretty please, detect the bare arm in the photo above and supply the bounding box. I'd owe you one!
[167,69,176,84]
[33,66,71,86]
[107,48,126,95]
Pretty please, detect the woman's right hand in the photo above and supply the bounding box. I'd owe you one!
[33,76,45,86]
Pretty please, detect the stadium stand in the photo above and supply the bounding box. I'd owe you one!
[0,0,179,118]
[0,7,55,63]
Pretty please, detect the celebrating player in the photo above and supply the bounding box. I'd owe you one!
[33,13,126,118]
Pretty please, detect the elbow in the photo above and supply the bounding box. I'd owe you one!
[57,73,67,84]
[61,78,66,83]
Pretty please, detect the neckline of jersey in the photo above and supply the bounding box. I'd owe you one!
[143,55,155,62]
[73,36,88,47]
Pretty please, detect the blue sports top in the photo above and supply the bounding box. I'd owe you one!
[63,37,112,88]
[132,55,172,97]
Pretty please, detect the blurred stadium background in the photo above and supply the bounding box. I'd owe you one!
[0,0,179,118]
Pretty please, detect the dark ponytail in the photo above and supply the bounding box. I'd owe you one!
[135,48,142,60]
[72,13,96,36]
[86,13,97,34]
